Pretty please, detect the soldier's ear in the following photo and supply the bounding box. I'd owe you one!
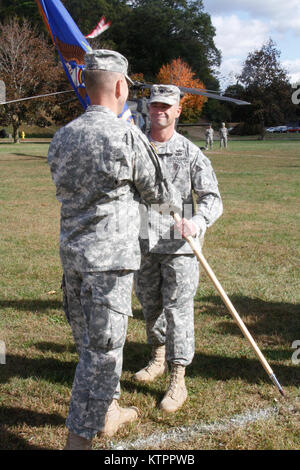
[176,105,182,118]
[115,79,122,99]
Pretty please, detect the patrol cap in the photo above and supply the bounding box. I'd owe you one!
[148,84,181,106]
[84,49,133,84]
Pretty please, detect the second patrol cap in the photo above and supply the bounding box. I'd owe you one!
[84,49,133,84]
[149,84,181,106]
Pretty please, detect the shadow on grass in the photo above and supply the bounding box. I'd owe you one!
[11,153,46,159]
[1,297,298,390]
[0,354,76,387]
[188,352,299,389]
[0,429,46,450]
[5,294,297,343]
[2,340,297,401]
[122,341,299,390]
[195,294,299,344]
[0,298,63,312]
[121,379,164,404]
[0,154,47,161]
[132,306,143,320]
[34,341,76,354]
[0,407,64,450]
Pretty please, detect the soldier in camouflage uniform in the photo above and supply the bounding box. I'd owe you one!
[47,51,182,450]
[219,122,228,148]
[134,84,223,413]
[205,124,214,150]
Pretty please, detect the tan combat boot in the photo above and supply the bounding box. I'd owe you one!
[133,345,168,382]
[159,364,187,413]
[64,431,93,450]
[100,399,139,438]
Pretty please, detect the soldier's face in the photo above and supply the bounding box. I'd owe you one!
[149,102,181,130]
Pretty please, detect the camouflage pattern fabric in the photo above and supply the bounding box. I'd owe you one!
[84,49,133,84]
[219,126,228,148]
[139,131,223,254]
[64,269,133,439]
[134,253,199,366]
[205,127,214,150]
[148,84,181,106]
[48,105,182,273]
[135,131,222,367]
[61,269,133,354]
[48,105,182,439]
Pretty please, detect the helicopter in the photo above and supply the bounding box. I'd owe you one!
[0,78,250,135]
[126,80,250,132]
[0,0,250,134]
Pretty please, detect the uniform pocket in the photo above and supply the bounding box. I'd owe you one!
[87,304,128,351]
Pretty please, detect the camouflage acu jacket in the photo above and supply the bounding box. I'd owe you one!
[48,105,181,272]
[139,131,223,254]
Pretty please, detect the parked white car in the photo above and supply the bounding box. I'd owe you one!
[266,126,288,133]
[274,126,288,133]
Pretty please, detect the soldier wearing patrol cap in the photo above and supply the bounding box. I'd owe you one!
[48,51,182,450]
[134,84,223,413]
[219,122,228,148]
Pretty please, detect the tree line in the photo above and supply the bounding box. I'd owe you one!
[0,0,298,140]
[224,39,300,136]
[0,0,220,84]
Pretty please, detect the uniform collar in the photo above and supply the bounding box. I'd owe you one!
[148,131,179,155]
[86,105,117,118]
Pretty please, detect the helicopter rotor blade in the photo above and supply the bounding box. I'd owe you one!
[131,81,152,90]
[131,81,250,106]
[0,90,74,105]
[178,86,251,105]
[0,83,250,107]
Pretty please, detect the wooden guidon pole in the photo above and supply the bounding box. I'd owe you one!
[173,213,285,397]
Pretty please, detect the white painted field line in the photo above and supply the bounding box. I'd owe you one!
[110,406,278,450]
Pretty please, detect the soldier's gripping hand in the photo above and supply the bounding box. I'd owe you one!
[175,218,198,238]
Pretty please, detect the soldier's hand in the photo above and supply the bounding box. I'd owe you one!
[175,218,198,238]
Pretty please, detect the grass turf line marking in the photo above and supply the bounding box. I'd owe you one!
[110,407,278,450]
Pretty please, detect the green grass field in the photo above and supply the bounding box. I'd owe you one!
[0,139,299,450]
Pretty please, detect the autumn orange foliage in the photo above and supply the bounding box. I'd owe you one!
[156,58,207,120]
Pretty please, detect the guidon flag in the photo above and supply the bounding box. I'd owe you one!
[35,0,133,122]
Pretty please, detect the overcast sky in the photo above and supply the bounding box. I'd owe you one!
[203,0,300,88]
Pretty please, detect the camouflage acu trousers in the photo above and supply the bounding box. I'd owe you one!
[62,269,134,439]
[220,136,227,148]
[134,253,199,367]
[205,136,213,149]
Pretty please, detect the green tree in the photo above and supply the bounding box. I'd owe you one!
[0,0,223,126]
[0,1,43,28]
[236,39,294,137]
[1,1,221,86]
[63,0,129,36]
[62,0,221,84]
[115,0,220,82]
